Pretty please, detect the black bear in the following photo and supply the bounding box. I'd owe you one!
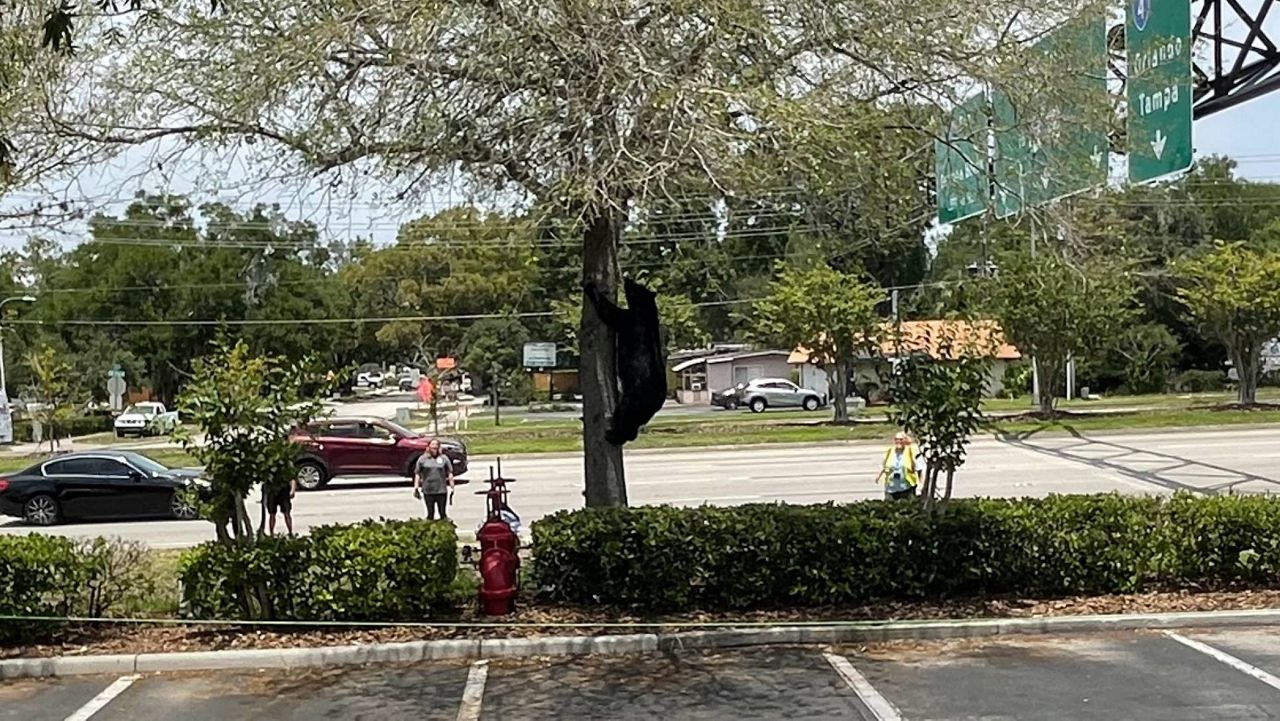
[584,278,668,445]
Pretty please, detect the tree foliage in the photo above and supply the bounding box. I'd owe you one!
[888,326,992,510]
[23,344,75,451]
[175,339,330,543]
[979,251,1136,414]
[347,208,539,366]
[753,265,884,422]
[1174,243,1280,405]
[47,0,1102,507]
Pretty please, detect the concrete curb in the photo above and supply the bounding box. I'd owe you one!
[3,608,1278,679]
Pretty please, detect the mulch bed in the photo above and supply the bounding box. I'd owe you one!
[6,588,1280,659]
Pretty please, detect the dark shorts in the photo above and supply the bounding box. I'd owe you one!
[886,487,916,501]
[265,487,292,514]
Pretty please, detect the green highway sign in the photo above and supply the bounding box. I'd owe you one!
[935,92,988,224]
[1127,0,1193,183]
[994,16,1108,218]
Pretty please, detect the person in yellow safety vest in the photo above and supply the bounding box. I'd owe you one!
[876,431,922,501]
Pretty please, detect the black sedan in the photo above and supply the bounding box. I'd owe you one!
[0,451,206,525]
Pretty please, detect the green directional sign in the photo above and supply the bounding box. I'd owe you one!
[994,16,1108,218]
[935,92,988,224]
[1127,0,1193,183]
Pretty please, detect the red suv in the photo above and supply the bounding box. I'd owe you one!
[291,416,468,490]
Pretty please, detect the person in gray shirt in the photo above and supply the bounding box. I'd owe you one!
[412,438,455,520]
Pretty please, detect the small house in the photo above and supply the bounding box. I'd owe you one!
[789,320,1023,401]
[670,348,794,404]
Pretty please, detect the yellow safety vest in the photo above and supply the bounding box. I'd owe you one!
[882,446,919,488]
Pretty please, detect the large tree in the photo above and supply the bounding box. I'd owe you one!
[1175,242,1280,406]
[753,264,885,422]
[979,250,1137,414]
[344,208,540,366]
[49,0,1099,505]
[25,194,351,403]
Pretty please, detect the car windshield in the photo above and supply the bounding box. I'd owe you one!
[127,454,171,475]
[380,419,419,438]
[124,404,157,415]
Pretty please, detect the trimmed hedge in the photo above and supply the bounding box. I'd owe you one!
[11,414,114,442]
[531,494,1280,611]
[178,518,458,621]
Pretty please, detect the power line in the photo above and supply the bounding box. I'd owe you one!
[2,297,768,327]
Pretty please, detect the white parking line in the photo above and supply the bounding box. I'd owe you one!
[64,674,140,721]
[1163,631,1280,692]
[823,651,904,721]
[456,659,490,721]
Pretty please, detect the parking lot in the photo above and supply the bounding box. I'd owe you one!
[6,627,1280,720]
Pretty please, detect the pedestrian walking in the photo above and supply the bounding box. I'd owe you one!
[265,476,297,535]
[413,438,455,520]
[876,431,922,501]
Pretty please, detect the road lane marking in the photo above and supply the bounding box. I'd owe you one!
[823,651,904,721]
[456,659,490,721]
[1163,631,1280,692]
[64,674,140,721]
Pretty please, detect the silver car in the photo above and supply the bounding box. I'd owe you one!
[712,378,825,413]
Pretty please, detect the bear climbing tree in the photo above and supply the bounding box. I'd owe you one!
[584,278,668,445]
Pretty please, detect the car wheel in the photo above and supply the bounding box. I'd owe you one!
[295,461,328,491]
[803,396,820,412]
[170,489,200,520]
[749,397,767,414]
[23,494,59,526]
[726,399,739,410]
[115,430,124,438]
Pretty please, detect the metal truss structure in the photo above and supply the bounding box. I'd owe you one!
[1192,0,1280,117]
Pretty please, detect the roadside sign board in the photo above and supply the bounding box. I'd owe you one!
[107,367,127,412]
[522,342,557,369]
[0,396,11,444]
[1127,0,1193,182]
[994,16,1108,217]
[935,92,989,224]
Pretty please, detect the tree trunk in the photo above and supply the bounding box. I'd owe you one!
[1233,341,1259,405]
[921,465,939,512]
[1037,357,1060,416]
[942,467,955,505]
[580,206,627,507]
[829,364,849,423]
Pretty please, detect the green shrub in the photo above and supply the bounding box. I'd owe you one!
[0,535,84,621]
[0,535,154,643]
[531,494,1280,612]
[179,518,458,621]
[1173,369,1226,393]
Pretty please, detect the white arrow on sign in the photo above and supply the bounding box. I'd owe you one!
[1152,130,1167,160]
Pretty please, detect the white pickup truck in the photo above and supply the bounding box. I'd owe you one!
[114,402,179,438]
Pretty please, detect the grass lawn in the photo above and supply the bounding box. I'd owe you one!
[0,447,199,474]
[462,406,1280,456]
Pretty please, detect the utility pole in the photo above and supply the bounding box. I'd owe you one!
[490,362,501,427]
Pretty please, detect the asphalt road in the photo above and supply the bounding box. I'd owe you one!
[1,426,1277,548]
[9,627,1280,719]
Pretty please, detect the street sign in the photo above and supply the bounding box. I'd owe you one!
[935,92,989,224]
[1127,0,1193,182]
[994,16,1108,217]
[522,342,557,369]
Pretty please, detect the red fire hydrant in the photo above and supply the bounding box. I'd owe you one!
[475,460,519,616]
